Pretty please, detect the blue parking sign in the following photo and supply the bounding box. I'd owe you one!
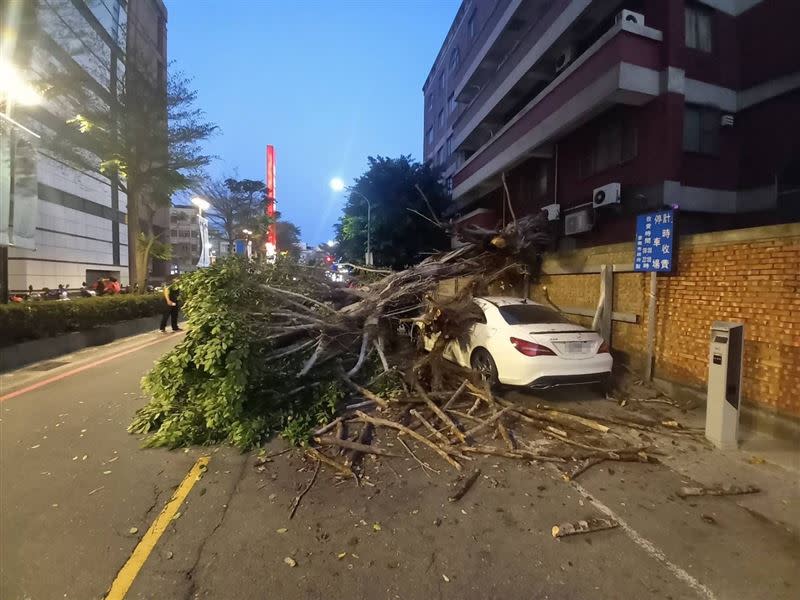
[634,210,675,273]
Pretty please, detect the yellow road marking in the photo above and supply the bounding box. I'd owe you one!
[105,455,210,599]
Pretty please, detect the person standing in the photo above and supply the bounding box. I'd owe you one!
[159,278,182,333]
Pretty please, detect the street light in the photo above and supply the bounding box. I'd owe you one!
[329,178,374,266]
[329,177,345,192]
[190,196,210,216]
[0,61,43,108]
[1,61,42,304]
[242,228,252,236]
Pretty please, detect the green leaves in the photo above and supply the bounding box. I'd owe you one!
[131,257,342,450]
[0,295,164,345]
[333,155,449,269]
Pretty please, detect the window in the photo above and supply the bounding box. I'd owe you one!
[498,304,574,326]
[683,105,720,154]
[446,135,453,157]
[685,4,712,52]
[448,93,455,114]
[580,120,638,177]
[437,146,444,165]
[449,47,460,73]
[427,93,433,111]
[446,177,453,194]
[427,127,434,145]
[438,109,444,129]
[468,10,477,39]
[439,72,445,93]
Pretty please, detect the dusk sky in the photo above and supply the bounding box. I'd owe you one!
[167,0,460,244]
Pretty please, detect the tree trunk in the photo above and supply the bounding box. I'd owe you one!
[126,181,141,289]
[136,203,156,290]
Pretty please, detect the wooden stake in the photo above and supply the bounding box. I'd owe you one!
[497,419,515,451]
[676,485,760,499]
[464,406,513,438]
[552,517,618,538]
[314,436,400,457]
[305,447,356,480]
[443,379,469,410]
[410,409,451,446]
[356,411,462,471]
[340,374,389,408]
[448,469,481,502]
[418,384,466,443]
[289,460,321,519]
[561,458,605,481]
[397,436,439,476]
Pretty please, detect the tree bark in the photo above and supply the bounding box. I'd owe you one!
[126,180,141,289]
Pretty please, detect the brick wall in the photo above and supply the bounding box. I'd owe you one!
[654,227,800,416]
[529,224,800,417]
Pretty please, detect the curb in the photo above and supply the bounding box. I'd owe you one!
[0,316,165,373]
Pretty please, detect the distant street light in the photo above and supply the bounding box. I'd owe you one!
[329,178,374,266]
[242,228,253,236]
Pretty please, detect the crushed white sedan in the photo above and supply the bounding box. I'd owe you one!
[414,296,612,389]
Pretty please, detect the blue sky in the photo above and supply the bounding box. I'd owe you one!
[167,0,459,244]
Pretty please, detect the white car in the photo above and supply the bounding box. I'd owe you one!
[414,296,612,389]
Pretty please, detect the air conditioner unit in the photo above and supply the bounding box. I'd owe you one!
[564,207,594,236]
[617,9,645,26]
[541,203,560,221]
[555,46,575,73]
[593,182,621,208]
[721,114,735,127]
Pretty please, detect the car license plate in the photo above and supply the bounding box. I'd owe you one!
[565,341,586,354]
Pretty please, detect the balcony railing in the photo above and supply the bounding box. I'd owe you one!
[453,20,663,199]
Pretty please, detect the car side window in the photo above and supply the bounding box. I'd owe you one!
[472,301,487,324]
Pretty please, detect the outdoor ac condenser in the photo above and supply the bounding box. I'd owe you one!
[705,321,745,450]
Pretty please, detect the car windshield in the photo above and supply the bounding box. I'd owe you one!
[497,304,575,325]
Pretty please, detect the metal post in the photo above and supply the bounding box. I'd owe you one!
[644,271,658,380]
[0,245,8,303]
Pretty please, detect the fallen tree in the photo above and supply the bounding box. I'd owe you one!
[131,213,696,480]
[130,214,549,447]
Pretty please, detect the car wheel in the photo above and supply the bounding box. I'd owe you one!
[471,349,499,388]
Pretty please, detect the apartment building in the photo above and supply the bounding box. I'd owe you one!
[424,0,800,246]
[168,205,200,274]
[4,0,167,293]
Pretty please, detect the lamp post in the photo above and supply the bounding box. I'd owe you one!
[1,61,42,303]
[242,228,253,259]
[329,177,374,266]
[191,196,211,268]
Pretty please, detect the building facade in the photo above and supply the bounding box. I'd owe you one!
[424,0,800,245]
[4,0,167,293]
[169,206,200,274]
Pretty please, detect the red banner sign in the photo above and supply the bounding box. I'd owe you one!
[266,145,277,255]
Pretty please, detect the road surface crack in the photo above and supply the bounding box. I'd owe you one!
[182,457,247,600]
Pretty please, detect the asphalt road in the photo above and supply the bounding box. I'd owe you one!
[1,334,798,600]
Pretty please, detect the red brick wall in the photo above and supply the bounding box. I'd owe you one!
[534,225,800,417]
[654,231,800,416]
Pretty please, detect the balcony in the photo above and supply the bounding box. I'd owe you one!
[452,19,663,203]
